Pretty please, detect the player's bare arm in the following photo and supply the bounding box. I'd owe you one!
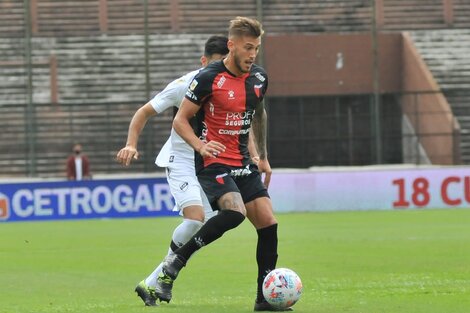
[252,101,272,187]
[173,98,226,159]
[116,102,156,166]
[248,131,260,164]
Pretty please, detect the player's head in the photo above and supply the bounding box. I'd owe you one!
[73,143,82,155]
[201,35,229,66]
[227,16,264,74]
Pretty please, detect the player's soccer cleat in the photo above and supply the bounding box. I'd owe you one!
[253,298,293,311]
[155,272,174,303]
[154,254,186,303]
[134,280,158,306]
[162,253,186,280]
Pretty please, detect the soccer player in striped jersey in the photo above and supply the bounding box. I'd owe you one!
[156,17,288,311]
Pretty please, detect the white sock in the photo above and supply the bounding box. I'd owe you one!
[144,219,204,287]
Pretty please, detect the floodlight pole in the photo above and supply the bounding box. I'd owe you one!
[371,0,382,164]
[256,0,264,67]
[24,0,37,176]
[256,0,271,159]
[143,0,153,171]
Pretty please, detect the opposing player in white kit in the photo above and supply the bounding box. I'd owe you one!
[116,36,231,306]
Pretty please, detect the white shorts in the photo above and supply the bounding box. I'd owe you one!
[165,160,216,221]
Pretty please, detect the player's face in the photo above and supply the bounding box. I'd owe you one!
[231,36,261,74]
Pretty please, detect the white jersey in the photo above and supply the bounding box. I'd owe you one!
[149,68,214,217]
[151,69,200,167]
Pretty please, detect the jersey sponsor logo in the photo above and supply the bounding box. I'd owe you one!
[217,75,226,88]
[226,111,254,120]
[225,111,254,126]
[224,119,251,126]
[254,84,263,98]
[189,79,198,91]
[218,128,250,135]
[216,173,228,184]
[0,193,10,220]
[228,90,235,100]
[255,72,266,82]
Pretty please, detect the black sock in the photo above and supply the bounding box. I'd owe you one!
[169,240,179,253]
[176,210,245,261]
[256,223,278,301]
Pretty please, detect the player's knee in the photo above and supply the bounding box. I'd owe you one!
[251,214,277,229]
[220,209,246,229]
[182,218,204,234]
[182,204,205,222]
[262,210,278,226]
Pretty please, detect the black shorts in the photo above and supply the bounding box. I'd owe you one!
[197,163,270,210]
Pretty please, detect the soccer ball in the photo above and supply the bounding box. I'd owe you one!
[262,268,303,309]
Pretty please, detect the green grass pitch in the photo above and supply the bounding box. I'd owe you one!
[1,209,470,313]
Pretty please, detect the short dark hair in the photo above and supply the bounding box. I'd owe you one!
[228,16,264,39]
[204,35,229,57]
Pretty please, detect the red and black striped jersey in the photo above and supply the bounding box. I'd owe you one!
[185,60,268,171]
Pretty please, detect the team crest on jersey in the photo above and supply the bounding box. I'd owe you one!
[254,84,263,98]
[255,72,265,82]
[189,79,198,91]
[180,182,189,191]
[228,90,235,100]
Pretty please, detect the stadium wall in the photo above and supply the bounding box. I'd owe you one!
[264,33,403,96]
[2,165,470,222]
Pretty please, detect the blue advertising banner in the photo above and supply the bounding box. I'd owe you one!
[0,177,178,222]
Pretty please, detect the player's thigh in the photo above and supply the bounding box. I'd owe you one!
[166,166,206,219]
[198,165,244,214]
[236,166,270,204]
[200,189,218,221]
[245,197,277,229]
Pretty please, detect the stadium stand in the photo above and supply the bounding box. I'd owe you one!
[0,0,469,176]
[35,0,101,36]
[410,29,470,163]
[107,0,172,34]
[262,0,372,33]
[0,31,209,176]
[0,0,25,38]
[453,0,470,28]
[382,0,446,30]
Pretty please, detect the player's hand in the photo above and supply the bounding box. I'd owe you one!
[116,146,139,166]
[257,158,272,189]
[199,140,225,159]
